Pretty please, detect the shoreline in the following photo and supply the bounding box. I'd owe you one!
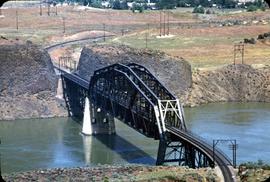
[2,165,220,182]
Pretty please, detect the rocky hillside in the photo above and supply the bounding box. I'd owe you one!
[77,45,270,107]
[77,44,192,102]
[188,64,270,106]
[0,41,67,120]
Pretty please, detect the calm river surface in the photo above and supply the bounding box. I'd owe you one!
[0,102,270,174]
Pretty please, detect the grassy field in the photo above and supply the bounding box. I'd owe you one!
[1,3,270,69]
[110,23,270,69]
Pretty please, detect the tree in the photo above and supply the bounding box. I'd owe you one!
[157,0,177,9]
[192,5,205,13]
[132,3,144,12]
[111,0,128,9]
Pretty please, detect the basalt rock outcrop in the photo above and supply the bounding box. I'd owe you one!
[77,44,192,102]
[0,42,67,120]
[188,64,270,106]
[77,45,270,106]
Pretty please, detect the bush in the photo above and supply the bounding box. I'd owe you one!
[192,6,205,14]
[132,3,144,13]
[260,6,266,11]
[246,5,258,12]
[91,0,102,8]
[205,9,215,14]
[111,0,128,9]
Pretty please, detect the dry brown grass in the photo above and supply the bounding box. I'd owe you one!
[1,5,270,69]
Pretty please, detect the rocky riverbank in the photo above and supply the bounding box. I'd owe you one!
[2,165,220,182]
[187,64,270,106]
[1,41,269,120]
[0,41,67,120]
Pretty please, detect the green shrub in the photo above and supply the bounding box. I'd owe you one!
[192,6,205,14]
[246,5,258,12]
[131,3,144,13]
[91,0,102,8]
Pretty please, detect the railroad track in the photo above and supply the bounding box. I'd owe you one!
[53,39,236,182]
[167,126,235,182]
[45,35,115,52]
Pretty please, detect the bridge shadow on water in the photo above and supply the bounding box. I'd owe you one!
[93,134,156,165]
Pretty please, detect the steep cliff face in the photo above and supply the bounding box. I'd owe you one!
[0,42,67,120]
[188,64,270,106]
[77,45,192,101]
[0,43,56,96]
[77,45,270,107]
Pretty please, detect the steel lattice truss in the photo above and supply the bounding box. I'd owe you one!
[61,63,232,170]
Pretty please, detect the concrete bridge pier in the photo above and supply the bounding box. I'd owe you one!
[82,97,115,135]
[56,78,64,100]
[93,107,116,135]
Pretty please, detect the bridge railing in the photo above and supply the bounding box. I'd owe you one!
[60,69,89,89]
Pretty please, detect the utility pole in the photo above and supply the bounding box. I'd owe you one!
[47,3,50,16]
[73,61,77,71]
[145,24,149,48]
[163,10,166,36]
[167,11,170,35]
[39,0,42,16]
[16,9,18,30]
[159,10,162,36]
[213,139,238,168]
[62,17,66,33]
[233,43,244,65]
[103,24,106,42]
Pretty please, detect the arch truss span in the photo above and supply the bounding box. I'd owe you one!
[60,63,235,181]
[88,64,232,169]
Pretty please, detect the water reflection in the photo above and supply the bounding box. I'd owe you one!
[81,133,156,165]
[185,102,270,164]
[94,134,156,164]
[0,117,158,174]
[221,111,256,125]
[82,135,92,165]
[1,102,270,174]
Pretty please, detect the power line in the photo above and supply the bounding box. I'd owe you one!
[233,43,244,64]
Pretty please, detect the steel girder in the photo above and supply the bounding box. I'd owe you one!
[128,63,175,100]
[60,63,231,169]
[88,63,216,168]
[61,74,88,120]
[157,133,213,167]
[89,65,159,138]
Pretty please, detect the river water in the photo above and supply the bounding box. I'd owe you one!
[0,102,270,174]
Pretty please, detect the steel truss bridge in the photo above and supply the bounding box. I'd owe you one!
[59,63,235,182]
